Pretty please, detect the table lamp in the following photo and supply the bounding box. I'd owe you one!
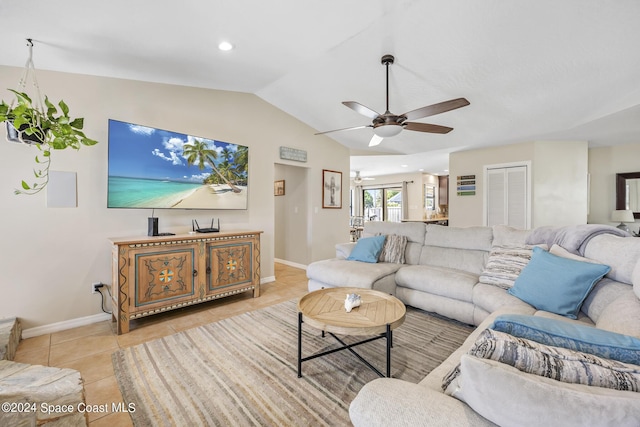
[611,209,635,233]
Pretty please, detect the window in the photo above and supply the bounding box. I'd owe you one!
[363,187,402,222]
[424,185,435,212]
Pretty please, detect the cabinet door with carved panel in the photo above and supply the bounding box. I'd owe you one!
[206,238,256,293]
[128,245,199,314]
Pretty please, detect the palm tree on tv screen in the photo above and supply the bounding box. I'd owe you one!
[182,139,241,193]
[234,146,248,185]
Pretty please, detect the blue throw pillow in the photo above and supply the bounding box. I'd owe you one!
[347,235,386,263]
[507,246,610,319]
[491,314,640,365]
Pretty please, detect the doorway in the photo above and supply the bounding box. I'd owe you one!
[274,163,309,267]
[363,187,402,222]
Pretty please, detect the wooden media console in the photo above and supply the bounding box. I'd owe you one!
[109,230,262,334]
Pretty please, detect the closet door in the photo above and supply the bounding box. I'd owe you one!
[486,168,506,226]
[485,165,529,229]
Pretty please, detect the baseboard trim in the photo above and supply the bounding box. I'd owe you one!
[23,267,301,338]
[261,275,276,284]
[22,312,112,339]
[275,258,308,270]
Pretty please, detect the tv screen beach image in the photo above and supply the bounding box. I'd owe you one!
[107,119,248,210]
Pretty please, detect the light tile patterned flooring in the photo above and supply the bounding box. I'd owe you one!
[14,263,309,426]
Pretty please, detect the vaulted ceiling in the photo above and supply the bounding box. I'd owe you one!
[1,1,639,178]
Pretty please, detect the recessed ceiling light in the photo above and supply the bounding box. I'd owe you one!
[444,169,449,172]
[218,41,234,51]
[418,168,424,172]
[401,164,408,168]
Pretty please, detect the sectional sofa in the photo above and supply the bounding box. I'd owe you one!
[306,221,640,426]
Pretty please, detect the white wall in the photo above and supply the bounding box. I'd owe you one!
[449,142,535,227]
[0,65,349,330]
[588,142,640,234]
[532,141,588,226]
[449,141,588,227]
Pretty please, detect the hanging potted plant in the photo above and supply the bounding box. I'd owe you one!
[0,39,98,195]
[0,90,98,194]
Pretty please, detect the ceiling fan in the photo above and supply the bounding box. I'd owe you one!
[316,54,470,147]
[353,171,374,184]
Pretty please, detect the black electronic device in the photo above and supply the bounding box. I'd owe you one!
[148,217,159,236]
[193,218,220,233]
[148,210,175,236]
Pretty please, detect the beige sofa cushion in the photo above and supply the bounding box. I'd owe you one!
[350,377,496,427]
[396,265,478,303]
[419,225,492,275]
[584,234,640,283]
[633,258,640,299]
[491,224,531,247]
[472,283,532,314]
[424,224,493,251]
[306,258,402,289]
[447,355,640,427]
[581,278,633,323]
[597,294,640,339]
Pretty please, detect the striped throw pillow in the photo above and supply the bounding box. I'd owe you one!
[378,234,408,264]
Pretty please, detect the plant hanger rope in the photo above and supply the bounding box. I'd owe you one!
[12,39,45,114]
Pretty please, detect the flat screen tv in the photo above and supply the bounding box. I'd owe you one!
[107,119,248,209]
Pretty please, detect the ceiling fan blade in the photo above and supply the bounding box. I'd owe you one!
[369,134,384,147]
[404,122,453,134]
[315,125,371,135]
[402,98,470,121]
[343,101,381,119]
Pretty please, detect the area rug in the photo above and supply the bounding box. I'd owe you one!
[112,299,474,426]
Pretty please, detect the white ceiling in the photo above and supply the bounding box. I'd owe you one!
[2,1,639,179]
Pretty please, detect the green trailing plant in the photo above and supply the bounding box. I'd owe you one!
[0,89,98,195]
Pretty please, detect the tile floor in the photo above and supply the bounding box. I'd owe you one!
[14,263,309,426]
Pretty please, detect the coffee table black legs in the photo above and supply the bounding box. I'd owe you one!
[297,312,393,378]
[386,323,391,377]
[297,312,303,378]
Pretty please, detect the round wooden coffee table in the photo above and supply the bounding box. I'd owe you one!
[297,287,406,378]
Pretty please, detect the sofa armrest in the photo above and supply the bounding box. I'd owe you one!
[336,242,356,259]
[349,378,496,427]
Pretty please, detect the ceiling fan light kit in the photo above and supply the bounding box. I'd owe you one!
[352,171,374,183]
[373,124,403,138]
[317,54,469,147]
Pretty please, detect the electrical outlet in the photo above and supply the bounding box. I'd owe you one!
[92,282,102,294]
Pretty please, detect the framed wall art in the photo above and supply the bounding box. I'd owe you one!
[274,180,285,196]
[322,169,342,209]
